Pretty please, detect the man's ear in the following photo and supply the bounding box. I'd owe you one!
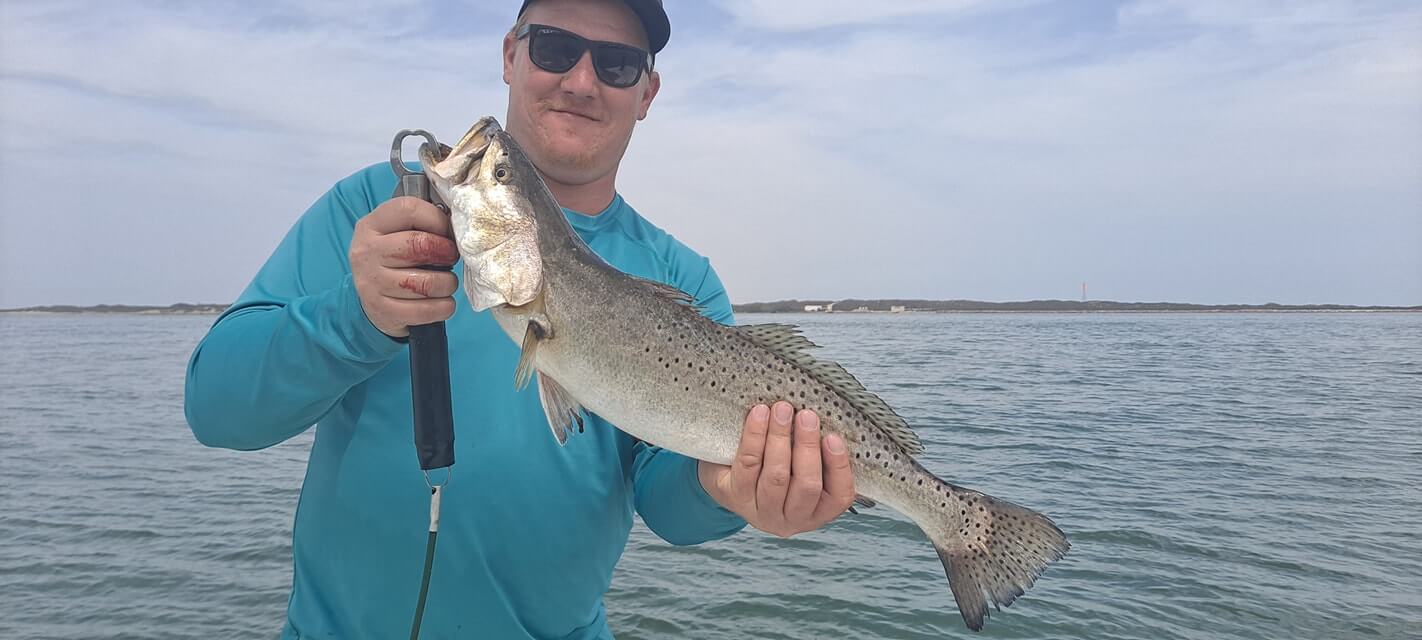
[638,70,661,120]
[502,32,519,85]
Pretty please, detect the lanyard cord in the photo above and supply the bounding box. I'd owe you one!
[410,484,444,640]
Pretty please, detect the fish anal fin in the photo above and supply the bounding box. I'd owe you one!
[847,495,877,515]
[536,373,585,446]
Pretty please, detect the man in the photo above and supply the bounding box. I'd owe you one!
[184,1,856,637]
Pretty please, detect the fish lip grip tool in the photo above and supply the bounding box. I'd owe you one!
[390,128,457,476]
[390,129,455,640]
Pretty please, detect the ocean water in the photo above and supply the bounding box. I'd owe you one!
[1,311,1419,639]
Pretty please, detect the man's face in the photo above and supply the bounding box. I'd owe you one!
[503,0,660,187]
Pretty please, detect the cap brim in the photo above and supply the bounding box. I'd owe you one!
[517,0,670,53]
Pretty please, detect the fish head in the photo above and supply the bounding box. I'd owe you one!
[420,117,543,311]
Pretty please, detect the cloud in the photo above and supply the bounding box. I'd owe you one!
[630,0,1421,303]
[1,0,1418,306]
[709,0,1011,31]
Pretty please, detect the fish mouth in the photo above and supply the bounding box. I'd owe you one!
[421,116,501,184]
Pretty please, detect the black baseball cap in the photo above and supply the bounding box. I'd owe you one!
[517,0,670,53]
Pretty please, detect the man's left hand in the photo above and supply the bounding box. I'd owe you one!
[698,401,857,537]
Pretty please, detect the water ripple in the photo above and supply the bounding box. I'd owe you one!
[2,312,1421,639]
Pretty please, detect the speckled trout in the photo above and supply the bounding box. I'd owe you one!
[420,117,1069,631]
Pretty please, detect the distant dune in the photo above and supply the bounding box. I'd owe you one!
[3,300,1418,315]
[732,299,1422,313]
[0,303,229,314]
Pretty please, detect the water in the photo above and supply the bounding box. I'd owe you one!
[2,312,1420,639]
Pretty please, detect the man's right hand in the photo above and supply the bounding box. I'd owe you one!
[349,196,461,338]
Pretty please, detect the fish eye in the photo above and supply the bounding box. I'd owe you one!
[494,165,512,183]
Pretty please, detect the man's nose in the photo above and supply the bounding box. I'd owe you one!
[559,50,599,96]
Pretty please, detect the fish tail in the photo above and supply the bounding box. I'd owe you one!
[919,476,1069,631]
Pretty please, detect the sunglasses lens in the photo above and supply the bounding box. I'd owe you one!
[524,25,647,88]
[593,46,644,88]
[530,30,583,73]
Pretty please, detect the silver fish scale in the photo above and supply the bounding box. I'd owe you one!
[440,117,1069,632]
[497,250,1069,633]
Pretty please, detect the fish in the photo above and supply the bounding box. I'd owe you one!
[419,116,1070,631]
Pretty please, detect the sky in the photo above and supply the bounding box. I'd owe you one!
[0,0,1419,307]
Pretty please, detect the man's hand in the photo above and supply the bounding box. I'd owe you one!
[350,196,461,338]
[698,401,856,537]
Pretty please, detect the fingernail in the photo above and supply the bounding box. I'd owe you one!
[827,434,846,454]
[798,410,819,431]
[774,403,792,422]
[751,405,770,421]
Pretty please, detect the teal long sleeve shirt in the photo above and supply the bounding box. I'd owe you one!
[184,162,747,639]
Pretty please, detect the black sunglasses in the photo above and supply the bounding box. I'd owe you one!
[515,23,653,89]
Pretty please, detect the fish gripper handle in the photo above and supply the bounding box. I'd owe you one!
[408,322,455,471]
[391,129,456,473]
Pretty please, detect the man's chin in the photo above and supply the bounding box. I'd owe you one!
[531,151,605,185]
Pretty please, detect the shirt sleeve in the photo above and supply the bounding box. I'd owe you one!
[183,164,406,450]
[629,256,748,544]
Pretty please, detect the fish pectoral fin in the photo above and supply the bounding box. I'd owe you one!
[514,313,552,391]
[536,373,585,446]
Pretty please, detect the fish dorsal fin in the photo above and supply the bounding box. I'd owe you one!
[629,275,702,310]
[734,323,924,456]
[737,323,820,354]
